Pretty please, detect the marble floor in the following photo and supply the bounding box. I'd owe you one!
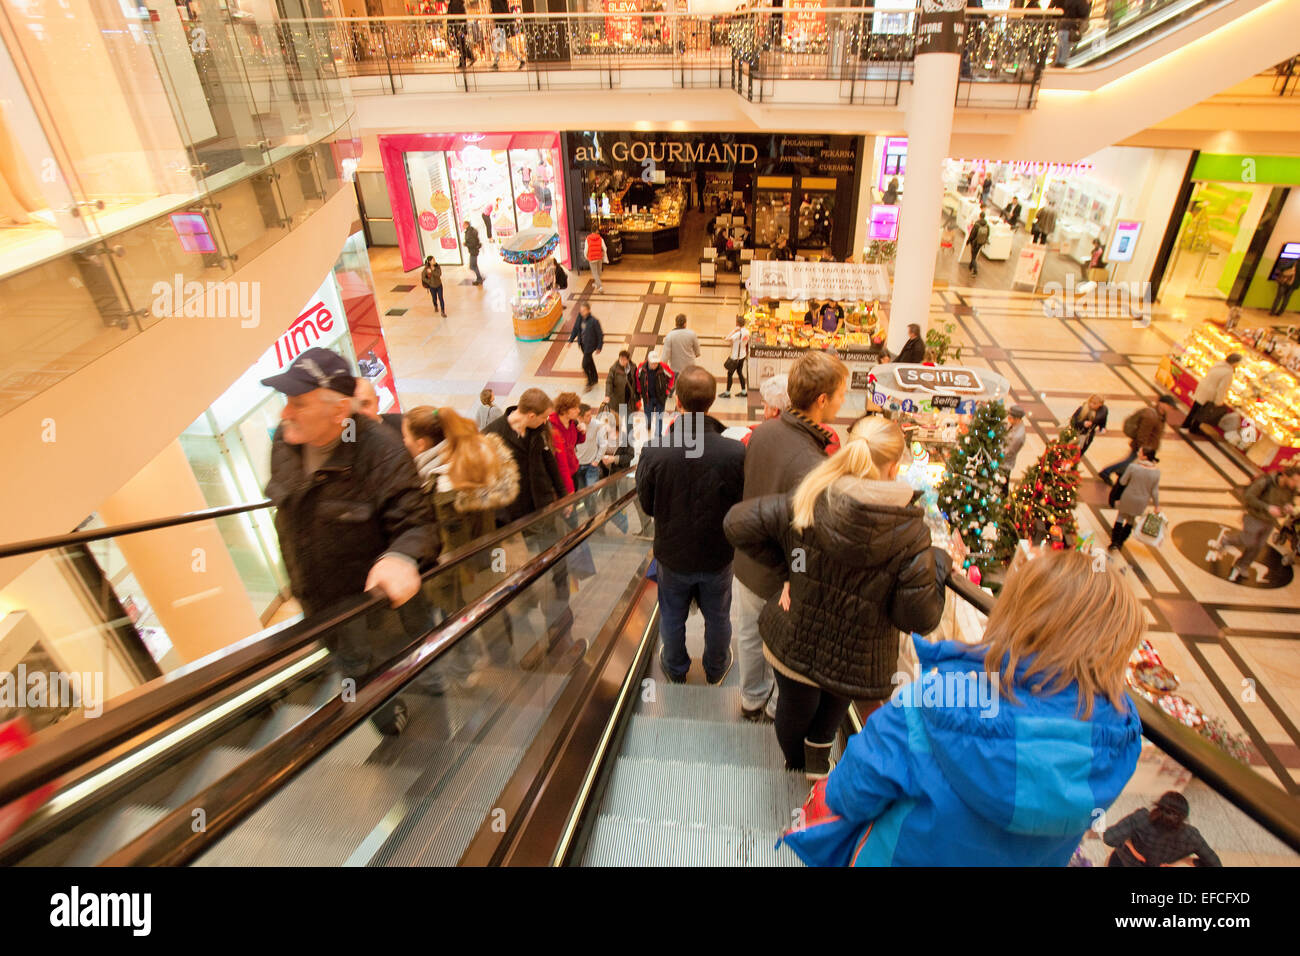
[368,242,1300,799]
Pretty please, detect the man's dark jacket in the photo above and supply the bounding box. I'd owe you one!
[266,415,436,617]
[637,415,745,573]
[484,406,568,524]
[568,313,605,354]
[731,409,833,598]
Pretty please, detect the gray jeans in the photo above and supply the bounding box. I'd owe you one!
[1225,514,1274,575]
[734,577,776,715]
[588,258,604,288]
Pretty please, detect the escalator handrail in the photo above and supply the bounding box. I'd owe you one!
[0,471,633,810]
[940,573,1300,854]
[97,485,640,867]
[0,501,274,561]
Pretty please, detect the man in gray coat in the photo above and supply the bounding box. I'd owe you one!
[661,313,701,373]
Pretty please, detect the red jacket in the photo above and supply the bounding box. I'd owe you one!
[549,412,583,493]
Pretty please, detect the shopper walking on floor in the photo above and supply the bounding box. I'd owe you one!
[638,349,674,438]
[1031,202,1056,245]
[1069,393,1109,454]
[474,388,503,431]
[638,367,746,684]
[725,416,948,778]
[1180,352,1241,435]
[1001,404,1027,477]
[782,548,1144,866]
[1209,466,1300,582]
[661,312,701,373]
[606,349,639,418]
[421,255,446,317]
[568,303,604,392]
[584,230,609,293]
[1108,448,1160,552]
[967,211,990,276]
[1102,791,1222,867]
[721,315,750,398]
[730,350,847,723]
[1099,395,1176,487]
[462,220,484,285]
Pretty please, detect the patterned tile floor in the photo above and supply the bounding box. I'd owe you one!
[369,244,1300,799]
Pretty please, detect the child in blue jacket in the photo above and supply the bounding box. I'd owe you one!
[783,548,1145,867]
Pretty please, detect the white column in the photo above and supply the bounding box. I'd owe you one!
[887,13,962,355]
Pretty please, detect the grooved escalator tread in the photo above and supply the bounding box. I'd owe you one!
[619,714,788,768]
[581,815,803,867]
[595,755,810,832]
[17,804,173,868]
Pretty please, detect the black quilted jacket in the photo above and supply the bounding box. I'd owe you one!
[724,478,949,699]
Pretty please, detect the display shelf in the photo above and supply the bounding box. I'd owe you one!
[1165,322,1300,470]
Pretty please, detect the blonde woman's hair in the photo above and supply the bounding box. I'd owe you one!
[439,406,500,490]
[977,548,1143,719]
[790,416,906,532]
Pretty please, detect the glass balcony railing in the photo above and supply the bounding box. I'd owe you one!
[0,9,357,418]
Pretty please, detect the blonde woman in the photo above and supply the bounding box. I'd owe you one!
[783,548,1144,867]
[404,406,520,601]
[724,416,949,778]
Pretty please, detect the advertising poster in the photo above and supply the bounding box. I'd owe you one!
[604,0,641,44]
[749,261,892,303]
[1107,220,1142,264]
[1011,242,1047,291]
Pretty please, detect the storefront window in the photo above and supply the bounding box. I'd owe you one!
[407,150,461,266]
[755,179,793,249]
[509,148,561,232]
[797,180,837,251]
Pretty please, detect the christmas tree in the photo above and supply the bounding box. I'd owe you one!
[999,425,1083,555]
[937,399,1010,575]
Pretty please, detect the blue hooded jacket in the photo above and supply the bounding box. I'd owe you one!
[783,636,1142,867]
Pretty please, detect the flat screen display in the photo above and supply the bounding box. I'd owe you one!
[170,212,217,254]
[1269,241,1300,281]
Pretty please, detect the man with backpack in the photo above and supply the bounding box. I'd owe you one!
[967,211,991,277]
[1100,395,1177,490]
[568,303,604,392]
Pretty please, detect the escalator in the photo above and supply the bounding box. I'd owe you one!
[3,468,1298,867]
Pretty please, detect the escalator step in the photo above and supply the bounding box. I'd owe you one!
[635,683,745,724]
[619,714,786,769]
[597,756,809,832]
[580,815,803,867]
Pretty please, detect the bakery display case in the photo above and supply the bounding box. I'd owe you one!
[1164,322,1300,470]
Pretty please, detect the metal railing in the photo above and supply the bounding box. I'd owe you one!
[300,10,1064,106]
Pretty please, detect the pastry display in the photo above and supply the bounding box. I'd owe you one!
[1170,322,1300,448]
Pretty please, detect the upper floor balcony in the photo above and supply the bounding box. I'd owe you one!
[0,3,358,418]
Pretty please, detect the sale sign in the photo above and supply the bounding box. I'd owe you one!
[418,211,438,231]
[516,192,538,213]
[788,0,826,35]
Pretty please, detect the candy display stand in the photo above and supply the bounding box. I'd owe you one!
[502,229,563,341]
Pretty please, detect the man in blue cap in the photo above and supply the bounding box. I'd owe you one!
[262,348,437,731]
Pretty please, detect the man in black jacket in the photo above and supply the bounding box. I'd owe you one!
[568,303,604,391]
[262,348,437,733]
[732,350,847,721]
[605,349,639,418]
[637,367,746,684]
[483,387,573,658]
[896,323,926,365]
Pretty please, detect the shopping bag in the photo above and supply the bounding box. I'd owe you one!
[1138,512,1166,547]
